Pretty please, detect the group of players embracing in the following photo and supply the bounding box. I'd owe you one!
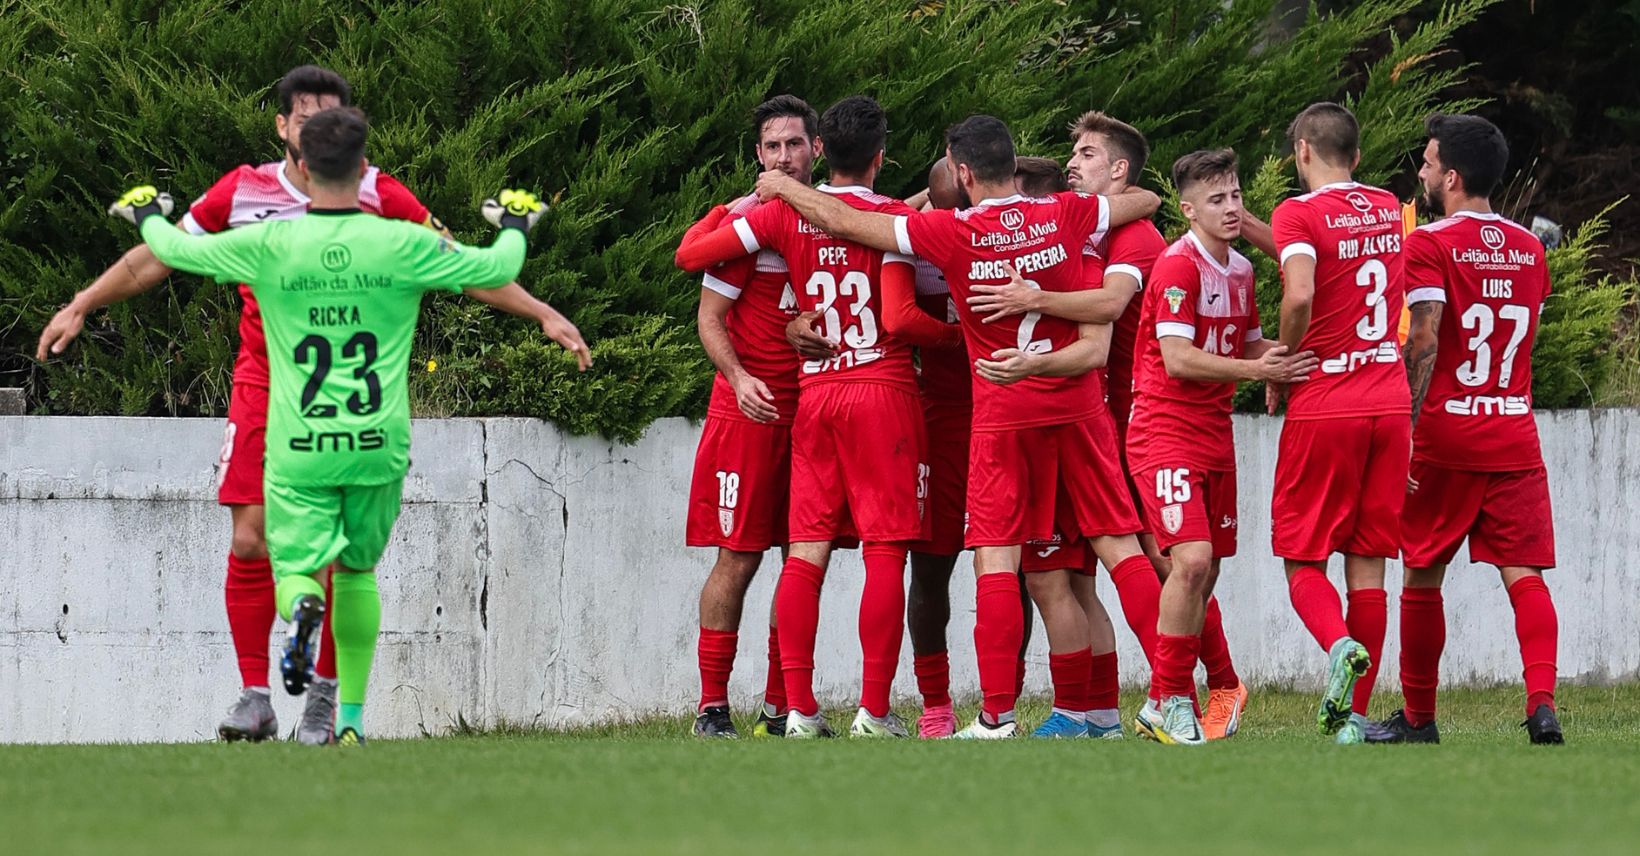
[675,93,1564,746]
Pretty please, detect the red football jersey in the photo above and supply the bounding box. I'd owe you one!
[1403,211,1550,471]
[896,191,1110,431]
[1084,219,1167,417]
[703,195,802,425]
[912,257,971,415]
[1128,231,1262,471]
[1271,182,1410,418]
[732,185,917,391]
[180,162,430,388]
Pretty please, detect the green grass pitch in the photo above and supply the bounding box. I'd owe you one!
[3,685,1637,855]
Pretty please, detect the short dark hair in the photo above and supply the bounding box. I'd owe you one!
[946,115,1016,184]
[1069,111,1149,183]
[276,65,352,116]
[817,95,887,175]
[1286,102,1359,165]
[299,107,368,184]
[1172,148,1239,196]
[1015,156,1068,196]
[753,94,818,141]
[1425,112,1509,198]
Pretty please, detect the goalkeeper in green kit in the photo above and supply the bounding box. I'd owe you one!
[110,107,549,745]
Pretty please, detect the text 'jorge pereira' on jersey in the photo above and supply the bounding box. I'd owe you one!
[894,191,1110,431]
[139,210,524,488]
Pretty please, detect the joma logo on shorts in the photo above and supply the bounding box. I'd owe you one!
[289,428,387,453]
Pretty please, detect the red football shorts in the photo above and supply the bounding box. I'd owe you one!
[966,413,1140,548]
[789,382,928,544]
[1021,532,1096,574]
[686,414,792,552]
[216,382,269,506]
[911,408,970,555]
[1401,463,1555,569]
[1133,463,1238,556]
[1272,414,1410,562]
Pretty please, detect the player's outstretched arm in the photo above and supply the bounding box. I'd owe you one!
[1238,211,1279,261]
[974,321,1107,386]
[967,263,1135,324]
[754,171,900,253]
[114,187,266,286]
[1159,335,1317,384]
[880,260,961,348]
[411,189,545,291]
[465,283,591,371]
[1104,186,1161,229]
[673,204,750,272]
[36,243,175,360]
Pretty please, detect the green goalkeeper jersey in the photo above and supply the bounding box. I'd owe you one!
[141,210,524,487]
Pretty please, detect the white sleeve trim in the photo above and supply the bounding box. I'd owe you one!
[1105,263,1143,288]
[893,215,914,256]
[883,251,914,266]
[1280,242,1317,264]
[1243,326,1264,343]
[1407,286,1447,304]
[178,212,208,236]
[1155,321,1196,340]
[732,218,761,254]
[1091,195,1111,245]
[702,271,743,300]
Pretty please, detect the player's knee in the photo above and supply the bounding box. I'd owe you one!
[709,549,761,588]
[1171,555,1214,591]
[229,527,268,561]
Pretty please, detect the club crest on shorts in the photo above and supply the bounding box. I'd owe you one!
[718,508,734,537]
[1161,503,1184,534]
[1164,285,1187,314]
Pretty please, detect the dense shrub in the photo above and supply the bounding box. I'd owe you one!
[2,0,1624,437]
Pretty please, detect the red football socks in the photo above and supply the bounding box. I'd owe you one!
[859,544,908,718]
[1287,565,1350,652]
[1088,650,1120,711]
[697,627,737,711]
[1049,648,1093,713]
[224,553,276,688]
[914,652,952,709]
[1399,586,1445,726]
[776,556,826,717]
[315,574,338,681]
[975,573,1024,719]
[1346,587,1388,715]
[763,624,786,713]
[1108,554,1160,664]
[1151,633,1201,700]
[1199,596,1239,690]
[1507,576,1558,714]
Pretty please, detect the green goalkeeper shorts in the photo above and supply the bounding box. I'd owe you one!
[265,479,405,580]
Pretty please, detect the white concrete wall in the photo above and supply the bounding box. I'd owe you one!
[2,411,1635,743]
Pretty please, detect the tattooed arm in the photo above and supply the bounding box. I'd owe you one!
[1405,300,1444,428]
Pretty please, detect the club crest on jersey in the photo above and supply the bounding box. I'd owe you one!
[1000,209,1025,231]
[1480,225,1506,250]
[718,508,734,537]
[1347,191,1373,213]
[1161,503,1184,535]
[1164,285,1187,314]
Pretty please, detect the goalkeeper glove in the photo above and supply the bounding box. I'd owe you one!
[108,185,174,225]
[481,189,545,232]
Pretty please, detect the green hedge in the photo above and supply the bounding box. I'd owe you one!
[2,0,1627,439]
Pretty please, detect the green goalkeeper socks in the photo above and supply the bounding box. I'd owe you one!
[330,570,382,734]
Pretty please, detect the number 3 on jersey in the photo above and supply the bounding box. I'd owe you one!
[294,331,382,418]
[803,270,878,348]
